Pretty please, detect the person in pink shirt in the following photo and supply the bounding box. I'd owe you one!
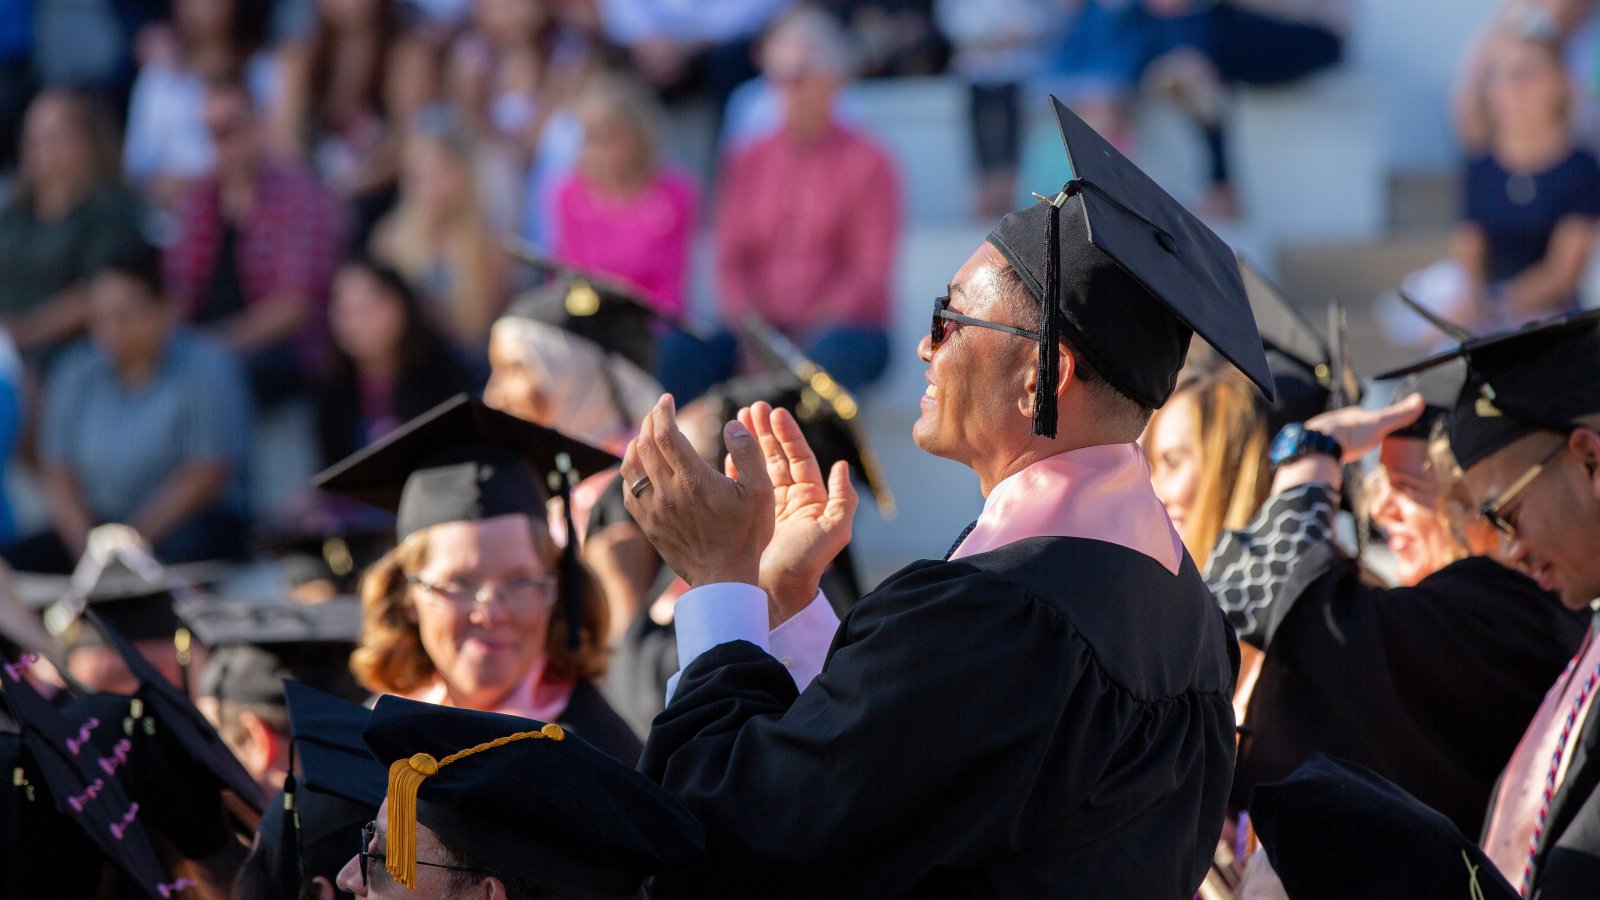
[701,6,901,398]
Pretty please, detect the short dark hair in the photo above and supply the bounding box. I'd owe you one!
[994,263,1155,436]
[93,243,166,302]
[437,837,560,900]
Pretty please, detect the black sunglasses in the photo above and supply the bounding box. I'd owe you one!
[360,821,491,888]
[931,295,1041,351]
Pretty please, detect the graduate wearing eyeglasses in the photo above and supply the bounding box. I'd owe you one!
[314,395,642,768]
[617,98,1274,897]
[1381,309,1600,898]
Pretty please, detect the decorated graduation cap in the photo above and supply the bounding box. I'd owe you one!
[736,314,896,517]
[254,681,384,900]
[1375,309,1600,469]
[987,96,1274,437]
[186,596,364,706]
[0,660,171,898]
[312,394,617,648]
[1251,754,1518,900]
[368,694,704,895]
[504,241,662,372]
[16,559,233,643]
[0,727,112,899]
[85,608,267,815]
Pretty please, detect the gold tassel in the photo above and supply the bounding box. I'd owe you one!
[384,724,566,889]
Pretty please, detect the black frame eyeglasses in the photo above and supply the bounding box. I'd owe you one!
[931,295,1041,351]
[1480,440,1567,539]
[359,821,491,888]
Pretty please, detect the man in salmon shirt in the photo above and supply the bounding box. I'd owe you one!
[618,97,1276,898]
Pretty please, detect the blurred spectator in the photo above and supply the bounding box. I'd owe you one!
[5,252,252,573]
[0,90,146,361]
[164,78,345,409]
[553,75,696,323]
[0,334,23,548]
[936,0,1059,218]
[316,257,478,468]
[701,6,900,397]
[122,0,274,209]
[369,110,509,351]
[0,0,32,173]
[1049,0,1343,219]
[821,0,949,78]
[1453,31,1599,328]
[272,0,435,216]
[599,0,790,120]
[1455,0,1600,154]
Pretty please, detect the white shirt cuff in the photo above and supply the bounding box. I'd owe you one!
[768,591,839,692]
[664,586,841,702]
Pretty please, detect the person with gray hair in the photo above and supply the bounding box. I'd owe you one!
[696,4,900,398]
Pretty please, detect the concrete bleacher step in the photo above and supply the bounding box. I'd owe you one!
[1388,170,1459,233]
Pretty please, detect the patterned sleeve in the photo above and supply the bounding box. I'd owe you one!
[1203,483,1339,644]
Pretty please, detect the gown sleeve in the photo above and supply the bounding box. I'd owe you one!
[1204,483,1340,648]
[639,560,1093,895]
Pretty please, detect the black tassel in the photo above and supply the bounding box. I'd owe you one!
[1033,197,1062,438]
[554,454,583,652]
[276,743,299,900]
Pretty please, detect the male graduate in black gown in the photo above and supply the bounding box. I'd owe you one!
[618,97,1277,898]
[1377,310,1600,898]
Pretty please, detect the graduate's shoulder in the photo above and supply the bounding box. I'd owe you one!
[858,536,1234,697]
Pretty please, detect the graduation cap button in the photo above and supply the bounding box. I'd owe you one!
[1156,230,1178,254]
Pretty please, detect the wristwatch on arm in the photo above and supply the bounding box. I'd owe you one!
[1268,423,1344,467]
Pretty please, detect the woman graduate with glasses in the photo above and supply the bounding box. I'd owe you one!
[314,395,643,766]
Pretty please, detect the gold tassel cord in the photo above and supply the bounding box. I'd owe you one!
[385,723,565,888]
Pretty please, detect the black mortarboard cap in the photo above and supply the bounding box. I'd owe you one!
[1375,309,1600,469]
[312,394,618,541]
[366,694,704,896]
[736,315,896,516]
[1237,255,1333,433]
[17,559,233,643]
[0,727,112,899]
[987,96,1274,437]
[505,244,662,372]
[1251,754,1518,900]
[256,681,383,899]
[187,597,364,706]
[1,663,171,898]
[1383,358,1466,442]
[84,608,267,813]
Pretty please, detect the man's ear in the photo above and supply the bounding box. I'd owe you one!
[485,875,510,900]
[1020,344,1075,419]
[1570,426,1600,500]
[238,711,282,779]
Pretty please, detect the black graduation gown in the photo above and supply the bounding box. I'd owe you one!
[1519,613,1600,898]
[1230,546,1587,836]
[557,680,643,767]
[641,537,1239,899]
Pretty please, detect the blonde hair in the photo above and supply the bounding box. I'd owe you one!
[350,516,609,696]
[574,73,666,185]
[1149,367,1273,565]
[372,114,503,346]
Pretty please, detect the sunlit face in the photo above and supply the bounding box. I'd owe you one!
[484,329,553,426]
[1147,392,1201,539]
[1464,431,1600,609]
[335,800,461,898]
[88,271,170,375]
[913,243,1037,465]
[20,95,92,190]
[1487,38,1568,131]
[408,516,553,710]
[1368,437,1461,587]
[330,265,409,366]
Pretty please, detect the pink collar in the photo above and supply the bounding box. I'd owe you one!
[951,444,1185,575]
[404,656,575,722]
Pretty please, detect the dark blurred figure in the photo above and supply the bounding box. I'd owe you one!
[0,0,32,173]
[820,0,948,77]
[316,257,478,468]
[0,90,146,364]
[164,78,345,409]
[4,254,253,573]
[122,0,273,210]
